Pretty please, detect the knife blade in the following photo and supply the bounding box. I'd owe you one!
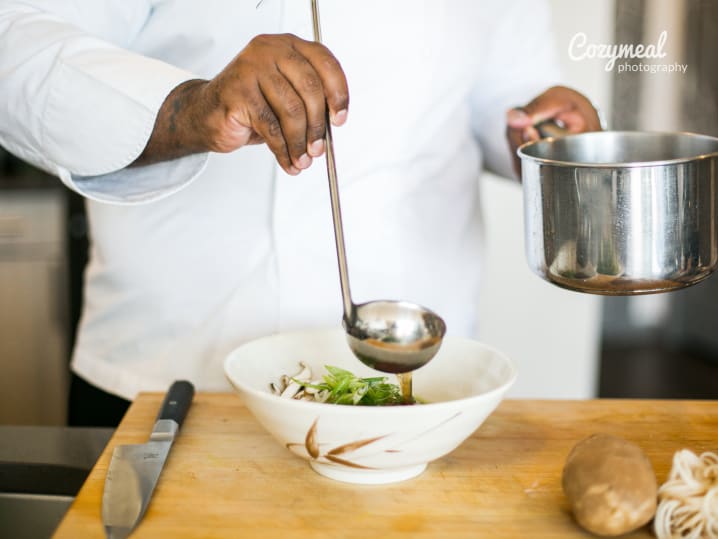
[102,380,194,539]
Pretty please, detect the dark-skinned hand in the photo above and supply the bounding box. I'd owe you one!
[134,33,349,175]
[506,85,603,177]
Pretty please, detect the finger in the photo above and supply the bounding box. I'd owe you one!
[524,86,602,132]
[247,88,299,175]
[556,87,603,131]
[506,124,539,150]
[519,89,575,126]
[275,49,327,157]
[506,126,525,177]
[523,126,540,142]
[506,126,524,153]
[569,100,603,131]
[258,70,312,170]
[555,110,589,133]
[507,108,533,129]
[291,39,349,126]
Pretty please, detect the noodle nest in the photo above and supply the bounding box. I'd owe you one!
[655,450,718,539]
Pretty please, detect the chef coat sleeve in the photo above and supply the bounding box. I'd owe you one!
[469,0,563,180]
[0,1,208,204]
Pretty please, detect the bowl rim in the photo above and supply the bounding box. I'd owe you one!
[223,328,517,415]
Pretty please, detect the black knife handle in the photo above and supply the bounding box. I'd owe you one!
[157,380,195,428]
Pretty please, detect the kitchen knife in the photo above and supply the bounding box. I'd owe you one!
[102,380,195,539]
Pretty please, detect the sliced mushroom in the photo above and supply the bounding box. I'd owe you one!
[280,380,303,398]
[279,363,313,399]
[293,362,312,381]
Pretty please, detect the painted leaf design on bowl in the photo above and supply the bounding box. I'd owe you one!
[287,418,387,469]
[304,418,320,458]
[286,412,462,470]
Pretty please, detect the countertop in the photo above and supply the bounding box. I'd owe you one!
[54,394,717,538]
[0,426,112,496]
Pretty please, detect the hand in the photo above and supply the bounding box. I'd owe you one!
[505,85,602,177]
[135,34,349,175]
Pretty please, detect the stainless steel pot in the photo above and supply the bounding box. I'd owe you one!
[517,129,718,295]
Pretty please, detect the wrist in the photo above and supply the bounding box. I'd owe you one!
[168,78,212,153]
[133,78,210,167]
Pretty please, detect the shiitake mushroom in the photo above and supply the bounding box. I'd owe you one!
[562,433,658,536]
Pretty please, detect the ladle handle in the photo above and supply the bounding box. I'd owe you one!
[310,0,354,322]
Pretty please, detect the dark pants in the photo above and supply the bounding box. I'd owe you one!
[67,374,131,427]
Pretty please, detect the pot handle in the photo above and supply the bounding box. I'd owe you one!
[534,120,570,139]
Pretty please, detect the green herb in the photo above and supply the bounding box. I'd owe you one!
[293,365,404,406]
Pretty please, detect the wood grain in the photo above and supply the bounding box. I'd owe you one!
[53,396,718,538]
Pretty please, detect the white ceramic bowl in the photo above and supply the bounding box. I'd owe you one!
[224,328,516,484]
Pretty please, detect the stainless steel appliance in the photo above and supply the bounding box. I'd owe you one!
[0,188,69,424]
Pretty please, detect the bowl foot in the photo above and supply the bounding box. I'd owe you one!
[309,461,427,484]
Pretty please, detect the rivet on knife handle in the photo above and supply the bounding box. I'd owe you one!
[157,380,194,428]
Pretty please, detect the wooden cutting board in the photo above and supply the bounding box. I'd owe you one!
[54,395,717,538]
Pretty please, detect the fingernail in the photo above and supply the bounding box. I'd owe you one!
[296,153,312,169]
[288,166,300,176]
[507,108,529,126]
[332,109,348,126]
[308,139,324,157]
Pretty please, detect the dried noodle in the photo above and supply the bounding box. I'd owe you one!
[654,450,718,539]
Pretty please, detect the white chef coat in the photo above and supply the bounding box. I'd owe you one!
[0,0,560,400]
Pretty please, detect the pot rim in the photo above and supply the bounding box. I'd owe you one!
[517,130,718,169]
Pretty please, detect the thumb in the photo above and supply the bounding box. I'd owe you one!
[506,107,532,129]
[507,102,564,128]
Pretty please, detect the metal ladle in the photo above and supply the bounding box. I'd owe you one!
[310,0,446,402]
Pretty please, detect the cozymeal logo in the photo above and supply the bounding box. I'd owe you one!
[568,30,687,74]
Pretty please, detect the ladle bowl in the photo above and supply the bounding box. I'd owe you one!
[345,301,447,374]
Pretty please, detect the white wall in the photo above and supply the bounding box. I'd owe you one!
[478,0,615,399]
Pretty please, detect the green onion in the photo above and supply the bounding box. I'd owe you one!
[293,365,404,406]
